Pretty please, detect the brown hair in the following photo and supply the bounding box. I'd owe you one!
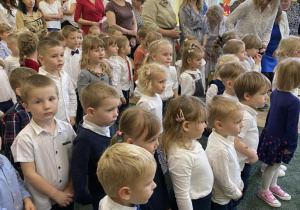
[9,67,37,91]
[17,31,39,65]
[218,61,245,80]
[88,26,101,35]
[61,25,78,39]
[47,31,65,42]
[277,58,300,91]
[223,39,245,55]
[98,33,117,50]
[106,25,122,35]
[0,23,12,34]
[180,44,204,74]
[206,4,224,24]
[137,27,151,40]
[115,35,129,50]
[37,38,61,56]
[181,0,203,11]
[144,31,162,49]
[242,34,262,49]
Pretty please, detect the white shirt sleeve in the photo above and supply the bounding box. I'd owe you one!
[67,74,77,117]
[206,84,218,105]
[11,134,35,162]
[180,73,194,95]
[225,1,248,31]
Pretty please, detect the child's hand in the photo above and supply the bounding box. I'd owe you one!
[284,149,292,155]
[53,191,74,207]
[254,54,262,65]
[121,97,126,105]
[24,197,36,210]
[70,117,75,126]
[234,191,243,201]
[249,153,258,165]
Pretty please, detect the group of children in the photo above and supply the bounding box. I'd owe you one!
[0,17,300,210]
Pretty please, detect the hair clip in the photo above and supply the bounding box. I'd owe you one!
[176,109,185,122]
[188,49,194,53]
[184,38,188,42]
[105,35,110,38]
[146,68,151,75]
[116,130,122,143]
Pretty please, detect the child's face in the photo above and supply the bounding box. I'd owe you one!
[133,131,160,155]
[150,72,167,95]
[40,46,65,72]
[246,48,259,58]
[221,109,244,137]
[186,120,207,140]
[66,31,79,50]
[106,43,119,57]
[91,29,100,36]
[235,45,247,61]
[123,40,131,56]
[88,46,105,64]
[153,45,172,67]
[188,52,203,70]
[0,30,12,41]
[77,33,83,48]
[7,39,19,56]
[89,98,119,127]
[246,86,269,108]
[23,86,58,124]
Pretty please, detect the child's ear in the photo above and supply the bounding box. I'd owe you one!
[181,121,189,132]
[37,54,44,64]
[214,120,223,130]
[86,107,94,116]
[118,186,131,201]
[15,88,21,97]
[126,138,133,144]
[151,53,156,61]
[244,92,251,101]
[187,58,191,65]
[227,80,233,88]
[145,80,150,87]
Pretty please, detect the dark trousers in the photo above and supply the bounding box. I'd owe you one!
[0,99,14,113]
[117,90,130,124]
[75,91,84,131]
[192,192,212,210]
[47,28,60,32]
[261,72,274,84]
[61,20,78,29]
[51,202,74,210]
[211,200,236,210]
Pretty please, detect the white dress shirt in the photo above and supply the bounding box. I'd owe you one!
[4,55,20,75]
[99,195,139,210]
[179,69,203,96]
[223,92,239,101]
[0,67,16,116]
[160,66,178,101]
[82,115,110,137]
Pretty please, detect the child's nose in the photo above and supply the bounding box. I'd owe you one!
[152,181,157,190]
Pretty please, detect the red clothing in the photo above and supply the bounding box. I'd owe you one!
[22,59,40,72]
[133,45,147,81]
[74,0,105,35]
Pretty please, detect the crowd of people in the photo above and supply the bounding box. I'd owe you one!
[0,0,300,210]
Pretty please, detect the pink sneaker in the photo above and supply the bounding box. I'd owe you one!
[270,186,291,201]
[258,188,281,207]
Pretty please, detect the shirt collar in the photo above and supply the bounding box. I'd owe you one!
[106,196,138,210]
[242,104,258,117]
[31,118,65,136]
[82,115,110,137]
[39,67,60,79]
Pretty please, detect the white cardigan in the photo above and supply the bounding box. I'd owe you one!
[279,11,289,39]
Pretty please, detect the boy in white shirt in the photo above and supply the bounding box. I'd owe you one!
[37,38,77,126]
[97,143,157,210]
[242,34,262,72]
[0,23,12,59]
[206,95,244,209]
[11,75,76,210]
[4,33,20,75]
[232,72,270,207]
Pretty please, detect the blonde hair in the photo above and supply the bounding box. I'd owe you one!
[144,31,162,49]
[9,67,37,91]
[137,27,151,40]
[206,5,224,24]
[181,0,203,11]
[115,35,129,50]
[138,63,167,92]
[61,25,78,39]
[180,44,204,74]
[242,34,262,49]
[161,95,209,155]
[17,31,39,65]
[277,36,300,62]
[47,31,65,42]
[223,39,245,55]
[106,25,122,35]
[80,81,119,111]
[0,23,12,34]
[88,26,101,35]
[6,33,18,45]
[211,31,238,61]
[111,106,161,145]
[144,39,172,64]
[234,71,271,101]
[98,33,117,50]
[218,61,245,81]
[20,74,58,104]
[215,54,240,78]
[208,95,243,127]
[97,143,156,198]
[277,58,300,91]
[180,35,199,56]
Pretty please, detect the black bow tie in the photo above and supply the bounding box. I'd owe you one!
[71,49,79,56]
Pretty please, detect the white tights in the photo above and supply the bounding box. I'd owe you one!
[261,163,281,192]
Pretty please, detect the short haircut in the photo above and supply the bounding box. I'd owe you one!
[208,95,243,127]
[106,25,122,35]
[9,67,37,91]
[137,27,150,39]
[277,58,300,91]
[47,31,65,42]
[215,54,239,78]
[37,38,61,55]
[0,23,12,34]
[80,81,119,110]
[115,35,129,50]
[97,143,156,198]
[242,34,262,49]
[20,74,58,103]
[234,72,271,101]
[61,25,78,39]
[218,61,245,81]
[6,33,18,44]
[223,39,245,55]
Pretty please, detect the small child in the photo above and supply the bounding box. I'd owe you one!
[0,23,12,59]
[180,43,205,101]
[11,75,76,210]
[242,34,262,72]
[4,33,20,75]
[134,27,150,74]
[206,95,244,209]
[233,72,271,206]
[39,0,63,31]
[77,29,83,49]
[47,31,66,50]
[18,31,40,72]
[37,38,77,125]
[106,25,123,36]
[88,25,101,36]
[206,54,239,105]
[97,143,157,210]
[257,58,300,207]
[219,61,245,101]
[161,95,213,210]
[71,81,119,209]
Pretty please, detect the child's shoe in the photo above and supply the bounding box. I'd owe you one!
[261,163,285,177]
[280,164,287,171]
[270,186,291,201]
[258,188,281,207]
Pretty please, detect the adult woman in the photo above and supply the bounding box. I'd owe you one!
[131,0,145,31]
[61,0,78,28]
[106,0,137,47]
[0,0,18,28]
[16,0,47,34]
[280,0,300,35]
[74,0,106,35]
[226,0,280,51]
[178,0,208,48]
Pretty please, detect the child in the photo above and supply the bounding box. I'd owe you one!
[77,35,112,98]
[71,81,119,209]
[97,143,157,210]
[161,95,213,210]
[137,63,167,132]
[39,0,63,31]
[144,31,163,50]
[47,31,66,50]
[3,67,37,165]
[106,25,123,36]
[134,27,150,74]
[11,74,76,210]
[77,29,83,49]
[4,33,20,75]
[219,61,245,101]
[37,38,77,125]
[111,106,171,210]
[206,54,239,105]
[0,23,12,59]
[242,34,262,72]
[257,58,300,207]
[206,95,244,209]
[180,43,205,101]
[233,72,271,206]
[18,31,40,72]
[88,25,101,36]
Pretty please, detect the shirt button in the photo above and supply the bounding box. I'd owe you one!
[13,194,16,196]
[58,166,61,169]
[59,179,62,183]
[56,151,58,154]
[8,180,11,184]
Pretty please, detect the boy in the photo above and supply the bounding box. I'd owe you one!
[134,27,150,78]
[11,75,76,209]
[233,71,270,206]
[37,38,77,126]
[206,95,244,209]
[219,62,245,101]
[3,67,37,165]
[242,34,262,72]
[71,81,119,209]
[47,31,67,50]
[106,25,123,36]
[97,143,157,210]
[4,33,20,75]
[0,23,12,59]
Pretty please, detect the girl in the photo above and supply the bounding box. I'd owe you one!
[136,63,167,132]
[77,35,112,99]
[180,43,206,102]
[161,95,213,210]
[77,29,83,49]
[39,0,63,31]
[257,58,300,207]
[223,39,248,70]
[111,106,170,210]
[17,31,39,72]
